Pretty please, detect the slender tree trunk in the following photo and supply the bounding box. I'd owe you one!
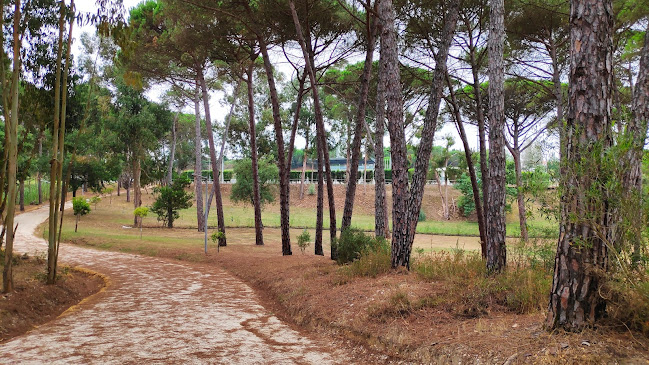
[341,6,377,233]
[75,215,79,233]
[197,68,226,246]
[133,157,142,226]
[246,64,264,246]
[46,1,67,286]
[448,74,487,253]
[117,179,121,196]
[2,0,20,293]
[315,131,325,256]
[300,136,308,200]
[167,112,178,186]
[433,170,447,219]
[257,37,291,255]
[547,0,613,330]
[125,177,130,202]
[622,27,649,261]
[345,119,352,183]
[398,0,460,267]
[194,93,204,232]
[374,27,389,239]
[378,0,409,268]
[289,0,337,256]
[470,48,489,223]
[19,179,24,212]
[486,0,507,273]
[38,137,43,205]
[513,150,528,241]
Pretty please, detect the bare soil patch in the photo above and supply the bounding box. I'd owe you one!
[0,254,104,343]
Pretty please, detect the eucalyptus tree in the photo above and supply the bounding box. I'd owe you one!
[547,0,615,330]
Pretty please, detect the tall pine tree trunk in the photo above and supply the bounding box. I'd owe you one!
[198,68,226,246]
[379,0,409,268]
[341,9,377,232]
[374,28,389,239]
[447,74,487,252]
[133,157,142,226]
[246,64,264,246]
[315,130,325,256]
[300,136,308,200]
[257,37,291,255]
[547,0,614,330]
[289,0,337,257]
[486,0,507,273]
[19,179,25,212]
[513,150,528,241]
[167,113,178,186]
[194,92,204,232]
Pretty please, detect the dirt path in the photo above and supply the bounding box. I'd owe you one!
[0,205,344,364]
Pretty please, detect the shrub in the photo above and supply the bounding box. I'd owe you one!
[418,210,426,222]
[151,177,193,228]
[297,229,311,254]
[307,184,316,195]
[336,228,389,265]
[72,197,91,233]
[89,196,101,210]
[211,231,226,244]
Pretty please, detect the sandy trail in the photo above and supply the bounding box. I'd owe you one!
[0,205,342,364]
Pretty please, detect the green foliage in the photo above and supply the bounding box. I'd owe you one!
[297,229,311,254]
[150,177,193,228]
[418,210,426,222]
[89,196,101,209]
[133,206,149,218]
[230,158,278,208]
[211,231,226,244]
[335,228,389,265]
[72,197,91,217]
[455,173,477,217]
[307,184,316,195]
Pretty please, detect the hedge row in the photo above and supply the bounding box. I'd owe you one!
[181,169,420,183]
[181,170,234,182]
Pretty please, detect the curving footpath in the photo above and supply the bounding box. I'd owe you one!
[0,205,342,364]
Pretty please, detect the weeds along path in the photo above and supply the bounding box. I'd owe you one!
[1,205,342,364]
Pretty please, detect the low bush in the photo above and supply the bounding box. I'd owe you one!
[335,228,388,265]
[604,264,649,335]
[297,229,311,254]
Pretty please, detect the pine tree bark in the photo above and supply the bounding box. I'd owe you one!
[546,0,614,330]
[398,0,460,267]
[486,0,507,273]
[300,136,308,200]
[246,64,264,246]
[446,73,487,253]
[133,157,142,226]
[38,136,43,204]
[288,0,337,257]
[257,36,291,255]
[341,7,378,232]
[512,150,528,241]
[623,27,649,260]
[194,92,205,232]
[378,0,409,268]
[197,67,226,246]
[374,26,389,239]
[167,113,178,186]
[315,128,325,256]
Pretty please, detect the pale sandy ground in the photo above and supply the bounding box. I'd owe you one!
[0,205,346,364]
